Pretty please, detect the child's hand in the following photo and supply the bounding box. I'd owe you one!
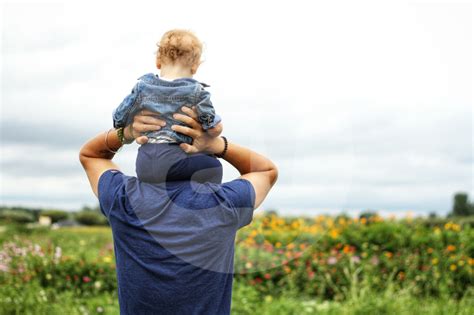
[207,122,223,138]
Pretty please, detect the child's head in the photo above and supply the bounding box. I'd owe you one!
[156,29,203,75]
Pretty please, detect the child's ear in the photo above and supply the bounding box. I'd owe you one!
[191,63,200,75]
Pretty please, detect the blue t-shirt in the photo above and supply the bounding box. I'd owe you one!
[98,170,255,315]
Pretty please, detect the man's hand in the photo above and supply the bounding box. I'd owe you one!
[171,107,225,155]
[125,110,166,144]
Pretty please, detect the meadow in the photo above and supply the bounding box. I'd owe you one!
[0,214,473,314]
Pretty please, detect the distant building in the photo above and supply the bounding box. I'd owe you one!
[38,216,52,226]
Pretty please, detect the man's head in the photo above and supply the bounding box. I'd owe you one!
[156,29,203,75]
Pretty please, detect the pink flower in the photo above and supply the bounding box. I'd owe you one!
[351,256,361,264]
[82,276,91,283]
[370,256,380,266]
[327,256,338,265]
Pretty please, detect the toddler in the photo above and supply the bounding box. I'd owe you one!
[113,29,223,184]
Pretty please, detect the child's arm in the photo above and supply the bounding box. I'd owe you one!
[195,89,222,137]
[113,82,140,128]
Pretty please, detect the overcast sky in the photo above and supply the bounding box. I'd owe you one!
[1,0,472,217]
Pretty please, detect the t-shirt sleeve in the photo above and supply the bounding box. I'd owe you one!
[220,178,256,229]
[98,169,125,218]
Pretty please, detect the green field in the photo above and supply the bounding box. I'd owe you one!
[0,214,473,314]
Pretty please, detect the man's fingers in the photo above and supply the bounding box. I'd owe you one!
[181,106,198,120]
[179,143,198,154]
[173,113,200,129]
[135,136,148,145]
[171,124,199,139]
[135,115,166,127]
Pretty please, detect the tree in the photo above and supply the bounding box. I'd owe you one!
[452,193,471,217]
[40,210,69,223]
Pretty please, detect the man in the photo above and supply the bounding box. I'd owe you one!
[79,107,278,314]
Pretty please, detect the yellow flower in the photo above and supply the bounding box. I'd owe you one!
[431,258,439,265]
[103,256,112,263]
[79,240,86,246]
[329,229,339,239]
[45,274,52,280]
[275,242,282,248]
[468,258,474,266]
[450,264,457,271]
[287,243,295,250]
[458,260,465,266]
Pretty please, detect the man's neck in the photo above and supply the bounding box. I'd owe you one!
[160,65,193,80]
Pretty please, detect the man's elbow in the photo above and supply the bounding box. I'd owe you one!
[269,163,279,186]
[78,145,90,169]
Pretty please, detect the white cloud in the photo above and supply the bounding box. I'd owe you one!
[0,0,472,215]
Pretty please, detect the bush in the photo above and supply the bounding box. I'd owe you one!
[75,211,108,226]
[40,210,69,223]
[0,210,35,224]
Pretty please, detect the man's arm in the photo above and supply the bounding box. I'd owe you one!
[79,113,165,197]
[222,143,278,209]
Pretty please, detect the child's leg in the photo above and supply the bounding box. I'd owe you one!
[165,147,223,184]
[136,143,223,184]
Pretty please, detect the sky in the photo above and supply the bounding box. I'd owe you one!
[0,0,472,217]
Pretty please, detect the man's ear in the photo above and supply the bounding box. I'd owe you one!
[156,58,161,69]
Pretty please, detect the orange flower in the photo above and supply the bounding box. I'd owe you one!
[446,245,456,252]
[427,248,433,254]
[384,251,393,258]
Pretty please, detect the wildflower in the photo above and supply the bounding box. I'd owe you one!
[97,306,104,313]
[342,245,352,254]
[245,262,253,269]
[284,266,291,273]
[45,274,52,280]
[255,277,263,284]
[384,251,393,258]
[329,229,339,239]
[446,245,456,252]
[103,256,112,263]
[264,273,271,280]
[83,276,91,283]
[398,271,405,280]
[431,258,439,265]
[275,242,282,248]
[370,256,380,266]
[351,256,361,264]
[54,247,62,264]
[450,264,457,271]
[287,243,295,250]
[264,295,273,303]
[94,281,102,289]
[427,248,433,254]
[458,260,465,266]
[468,258,474,266]
[79,240,86,246]
[327,257,337,265]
